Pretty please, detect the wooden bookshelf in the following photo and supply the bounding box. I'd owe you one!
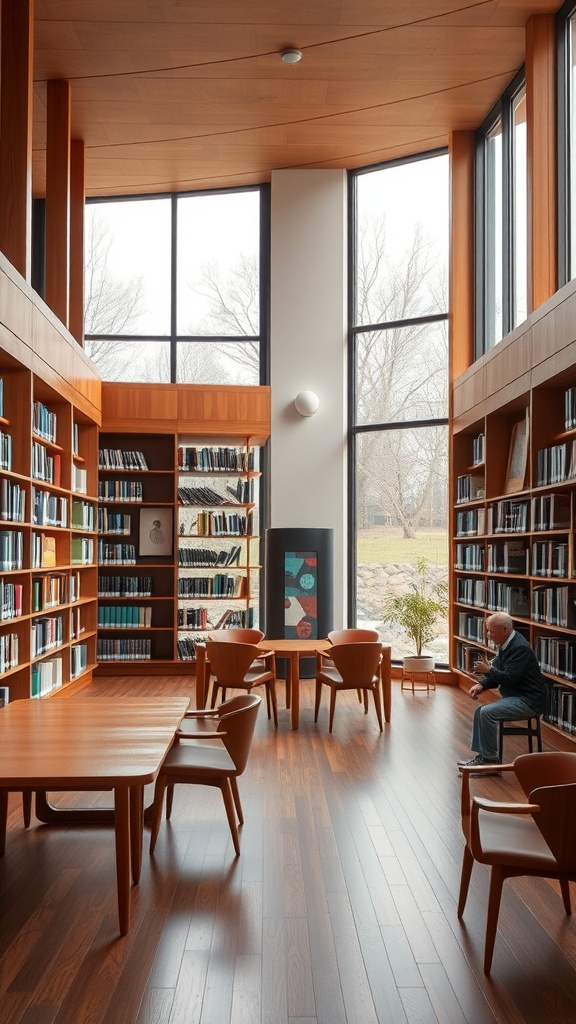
[96,432,177,668]
[451,286,576,750]
[176,437,262,664]
[95,383,270,675]
[0,351,100,701]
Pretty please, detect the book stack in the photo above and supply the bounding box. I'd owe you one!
[0,580,23,619]
[98,508,131,534]
[31,657,63,696]
[32,488,67,527]
[1,480,26,522]
[31,615,64,657]
[71,500,95,531]
[97,638,152,660]
[32,400,57,443]
[178,446,253,472]
[0,530,23,570]
[97,540,136,564]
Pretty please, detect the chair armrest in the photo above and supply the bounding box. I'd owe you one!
[182,709,218,719]
[473,796,540,815]
[460,762,515,820]
[176,730,227,739]
[257,650,276,667]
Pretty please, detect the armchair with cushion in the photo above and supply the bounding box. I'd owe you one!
[458,751,576,974]
[149,693,261,856]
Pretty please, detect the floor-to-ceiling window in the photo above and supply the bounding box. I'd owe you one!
[349,151,449,664]
[84,186,269,385]
[475,71,527,355]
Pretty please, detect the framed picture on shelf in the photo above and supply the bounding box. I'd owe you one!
[139,507,173,556]
[505,416,529,494]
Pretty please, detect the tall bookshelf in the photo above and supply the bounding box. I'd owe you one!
[97,432,177,668]
[0,351,99,702]
[96,381,271,674]
[452,363,576,750]
[176,437,261,663]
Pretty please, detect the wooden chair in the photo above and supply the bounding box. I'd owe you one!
[314,642,383,732]
[207,639,278,727]
[327,628,379,702]
[149,693,262,856]
[497,715,542,762]
[202,628,265,697]
[458,751,576,974]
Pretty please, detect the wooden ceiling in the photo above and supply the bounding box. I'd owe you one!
[32,0,561,198]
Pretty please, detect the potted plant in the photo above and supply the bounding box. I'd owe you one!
[382,557,448,673]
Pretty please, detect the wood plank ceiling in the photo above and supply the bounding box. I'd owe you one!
[32,0,561,198]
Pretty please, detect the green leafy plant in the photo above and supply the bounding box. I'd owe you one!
[382,557,448,656]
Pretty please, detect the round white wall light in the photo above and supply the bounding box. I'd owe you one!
[294,390,319,417]
[281,49,303,65]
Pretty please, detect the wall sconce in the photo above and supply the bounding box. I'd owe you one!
[294,391,319,417]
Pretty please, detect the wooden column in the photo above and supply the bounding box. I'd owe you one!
[526,14,556,312]
[0,0,34,281]
[449,131,475,382]
[45,80,71,328]
[69,139,86,345]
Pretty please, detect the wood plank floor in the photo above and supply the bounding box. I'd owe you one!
[1,677,576,1023]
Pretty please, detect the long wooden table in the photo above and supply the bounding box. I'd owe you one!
[0,696,188,935]
[196,639,392,731]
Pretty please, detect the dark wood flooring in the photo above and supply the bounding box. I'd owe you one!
[1,676,575,1023]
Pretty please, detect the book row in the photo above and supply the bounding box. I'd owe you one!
[455,539,571,576]
[31,615,64,657]
[544,682,576,734]
[97,575,153,597]
[194,511,252,536]
[0,631,18,673]
[98,509,131,534]
[98,606,152,628]
[178,485,230,507]
[536,440,576,485]
[98,479,143,502]
[455,495,572,536]
[32,488,66,527]
[178,574,246,598]
[32,442,60,486]
[70,643,88,680]
[31,656,62,696]
[177,607,255,634]
[97,638,152,660]
[0,431,11,471]
[98,449,149,471]
[178,445,255,473]
[32,571,80,611]
[97,541,136,564]
[0,480,26,523]
[0,580,23,620]
[32,400,57,444]
[178,544,242,567]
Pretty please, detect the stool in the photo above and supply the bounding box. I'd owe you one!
[401,669,435,695]
[497,716,542,763]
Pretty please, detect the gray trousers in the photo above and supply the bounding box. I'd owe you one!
[471,695,540,760]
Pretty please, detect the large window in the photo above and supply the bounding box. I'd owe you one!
[475,71,527,355]
[84,187,268,385]
[350,152,449,664]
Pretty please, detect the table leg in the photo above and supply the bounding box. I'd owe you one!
[114,785,131,936]
[195,644,207,709]
[382,647,392,722]
[0,790,7,856]
[290,652,300,731]
[130,785,143,884]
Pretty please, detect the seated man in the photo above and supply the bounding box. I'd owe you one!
[457,611,547,773]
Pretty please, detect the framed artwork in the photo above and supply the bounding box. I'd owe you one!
[139,507,173,556]
[284,551,318,639]
[505,415,529,494]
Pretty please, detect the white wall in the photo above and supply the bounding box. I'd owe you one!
[269,169,348,624]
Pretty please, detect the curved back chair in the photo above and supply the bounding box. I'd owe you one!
[315,641,383,732]
[207,628,265,644]
[150,693,261,856]
[207,639,278,727]
[327,628,379,644]
[458,751,576,973]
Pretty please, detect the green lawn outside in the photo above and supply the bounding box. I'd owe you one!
[357,529,448,566]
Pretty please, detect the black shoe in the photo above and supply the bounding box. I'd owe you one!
[457,754,501,775]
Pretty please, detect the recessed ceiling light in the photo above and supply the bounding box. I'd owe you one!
[280,49,302,65]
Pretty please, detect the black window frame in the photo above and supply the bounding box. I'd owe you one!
[347,151,449,649]
[84,183,271,387]
[475,68,526,358]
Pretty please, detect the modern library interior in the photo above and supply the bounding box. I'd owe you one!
[2,1,576,1022]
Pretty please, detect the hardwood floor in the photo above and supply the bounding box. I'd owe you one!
[1,677,576,1023]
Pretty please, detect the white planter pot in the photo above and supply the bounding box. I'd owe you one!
[402,655,435,674]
